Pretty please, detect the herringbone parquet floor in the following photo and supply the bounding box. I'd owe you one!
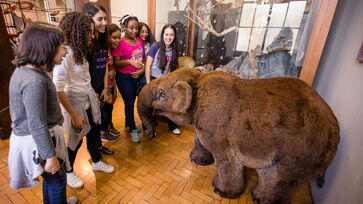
[0,94,312,203]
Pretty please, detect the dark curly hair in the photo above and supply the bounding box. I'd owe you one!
[59,11,93,65]
[14,22,64,72]
[137,22,155,45]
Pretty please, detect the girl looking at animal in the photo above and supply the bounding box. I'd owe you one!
[145,24,181,135]
[8,22,77,204]
[82,2,120,146]
[53,11,114,189]
[102,23,121,136]
[113,14,144,143]
[137,22,155,55]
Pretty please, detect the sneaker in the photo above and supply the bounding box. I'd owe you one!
[92,161,114,173]
[100,131,119,142]
[171,128,181,135]
[130,130,141,143]
[108,125,120,136]
[99,146,114,155]
[66,172,84,188]
[67,196,78,204]
[125,126,141,133]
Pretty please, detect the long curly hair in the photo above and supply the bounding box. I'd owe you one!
[159,24,178,72]
[59,11,93,65]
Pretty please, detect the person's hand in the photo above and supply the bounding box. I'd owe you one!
[44,155,60,175]
[131,69,143,78]
[129,59,144,69]
[108,69,116,79]
[100,89,108,102]
[71,113,85,130]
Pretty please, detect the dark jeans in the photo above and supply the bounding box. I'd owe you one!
[67,108,101,172]
[116,71,138,131]
[42,163,67,204]
[101,103,114,132]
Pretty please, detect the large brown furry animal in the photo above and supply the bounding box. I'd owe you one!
[137,68,339,204]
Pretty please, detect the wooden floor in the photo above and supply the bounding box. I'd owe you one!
[0,95,313,203]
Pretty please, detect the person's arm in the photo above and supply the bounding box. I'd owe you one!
[23,81,60,174]
[53,52,85,130]
[145,43,158,83]
[113,56,144,68]
[131,66,144,79]
[145,55,154,84]
[100,61,110,103]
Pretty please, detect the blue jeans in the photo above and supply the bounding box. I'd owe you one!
[116,71,138,131]
[42,164,67,204]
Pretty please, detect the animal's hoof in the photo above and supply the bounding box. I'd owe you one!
[212,181,243,199]
[147,132,156,140]
[189,150,214,166]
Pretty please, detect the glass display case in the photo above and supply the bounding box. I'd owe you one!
[155,0,319,80]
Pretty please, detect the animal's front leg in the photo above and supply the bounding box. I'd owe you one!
[189,135,214,165]
[212,154,246,199]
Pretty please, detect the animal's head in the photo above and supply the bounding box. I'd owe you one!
[137,68,201,138]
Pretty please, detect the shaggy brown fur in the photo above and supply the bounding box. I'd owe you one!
[137,68,340,204]
[178,56,196,68]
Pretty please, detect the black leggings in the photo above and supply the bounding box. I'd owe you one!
[67,108,102,172]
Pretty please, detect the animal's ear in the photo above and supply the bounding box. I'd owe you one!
[172,81,192,114]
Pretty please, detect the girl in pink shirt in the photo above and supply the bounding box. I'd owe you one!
[113,15,144,143]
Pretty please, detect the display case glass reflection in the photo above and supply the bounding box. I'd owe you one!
[156,0,317,79]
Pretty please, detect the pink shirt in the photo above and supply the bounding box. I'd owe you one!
[112,37,144,74]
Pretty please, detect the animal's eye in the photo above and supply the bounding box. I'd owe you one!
[159,89,166,99]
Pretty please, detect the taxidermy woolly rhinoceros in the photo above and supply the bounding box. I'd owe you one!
[137,68,339,204]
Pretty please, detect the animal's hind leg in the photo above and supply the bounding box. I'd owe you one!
[252,166,300,204]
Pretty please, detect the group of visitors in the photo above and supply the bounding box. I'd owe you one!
[8,2,181,203]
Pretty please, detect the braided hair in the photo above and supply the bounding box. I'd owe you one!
[59,11,93,65]
[119,14,139,32]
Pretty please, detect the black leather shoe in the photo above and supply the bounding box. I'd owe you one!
[99,146,114,155]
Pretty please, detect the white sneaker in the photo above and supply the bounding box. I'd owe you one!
[67,196,78,204]
[66,172,84,188]
[172,128,181,135]
[92,161,114,173]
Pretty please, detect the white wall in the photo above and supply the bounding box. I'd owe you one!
[310,0,363,203]
[110,0,147,25]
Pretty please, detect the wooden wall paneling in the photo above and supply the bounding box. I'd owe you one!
[299,0,339,85]
[148,0,155,37]
[0,8,15,139]
[186,0,197,57]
